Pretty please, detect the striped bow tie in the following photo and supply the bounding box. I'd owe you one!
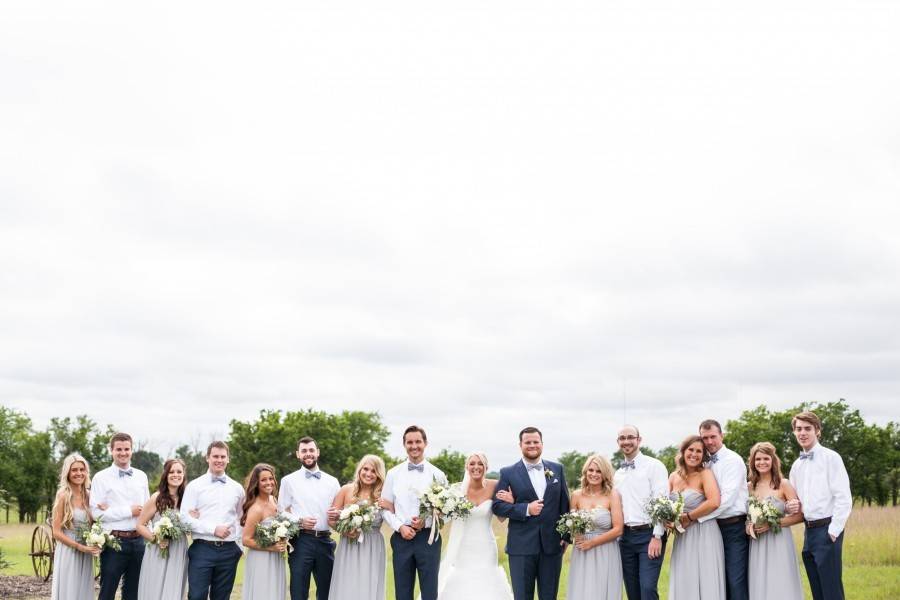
[118,469,133,478]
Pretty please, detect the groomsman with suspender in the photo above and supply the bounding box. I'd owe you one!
[698,419,750,600]
[613,425,669,600]
[787,411,852,600]
[90,432,149,600]
[279,436,341,600]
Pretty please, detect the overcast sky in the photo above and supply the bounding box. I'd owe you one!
[1,1,898,474]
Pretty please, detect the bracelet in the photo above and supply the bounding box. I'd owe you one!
[686,513,694,522]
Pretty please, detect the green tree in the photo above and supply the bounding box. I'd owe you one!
[48,415,116,475]
[0,407,55,522]
[430,448,467,483]
[132,449,164,485]
[228,409,390,484]
[557,450,594,489]
[175,444,209,482]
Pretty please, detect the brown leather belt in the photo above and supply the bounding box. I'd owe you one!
[716,515,746,526]
[111,530,141,540]
[805,517,832,529]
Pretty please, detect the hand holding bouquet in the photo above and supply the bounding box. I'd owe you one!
[747,496,783,539]
[417,481,475,544]
[334,501,380,543]
[555,509,596,545]
[149,509,191,558]
[254,513,301,554]
[645,493,686,536]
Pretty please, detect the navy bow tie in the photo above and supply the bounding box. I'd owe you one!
[799,451,814,461]
[407,463,424,473]
[305,471,322,479]
[708,454,719,464]
[118,468,133,478]
[210,475,227,484]
[621,460,636,470]
[527,463,544,472]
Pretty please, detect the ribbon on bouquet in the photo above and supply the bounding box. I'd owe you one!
[426,509,442,545]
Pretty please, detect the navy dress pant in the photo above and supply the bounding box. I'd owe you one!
[803,526,845,600]
[390,529,441,600]
[98,535,144,600]
[508,552,563,600]
[288,533,336,600]
[718,519,750,600]
[187,540,242,600]
[619,528,666,600]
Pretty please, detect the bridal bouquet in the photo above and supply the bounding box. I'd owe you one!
[334,501,380,543]
[417,481,475,544]
[555,510,595,538]
[747,496,782,539]
[254,513,301,553]
[78,518,122,553]
[149,509,191,558]
[645,493,686,535]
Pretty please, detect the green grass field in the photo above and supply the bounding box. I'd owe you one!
[2,506,898,599]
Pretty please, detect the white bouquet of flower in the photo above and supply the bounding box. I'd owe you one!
[417,481,475,544]
[555,510,596,538]
[149,509,191,558]
[254,513,301,554]
[334,501,380,543]
[78,518,122,553]
[645,493,686,536]
[747,496,783,539]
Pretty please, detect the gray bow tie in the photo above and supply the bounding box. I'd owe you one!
[210,475,227,484]
[621,460,636,470]
[305,471,322,479]
[799,451,814,460]
[708,453,719,464]
[118,469,133,478]
[527,463,544,472]
[407,463,424,473]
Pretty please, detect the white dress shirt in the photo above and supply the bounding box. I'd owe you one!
[180,471,245,542]
[278,466,340,532]
[523,458,547,500]
[789,442,852,538]
[613,452,669,537]
[699,445,750,522]
[381,460,447,532]
[89,464,149,531]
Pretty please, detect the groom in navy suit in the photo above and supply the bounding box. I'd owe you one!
[493,426,570,600]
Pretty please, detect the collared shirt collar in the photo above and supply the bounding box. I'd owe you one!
[301,466,321,475]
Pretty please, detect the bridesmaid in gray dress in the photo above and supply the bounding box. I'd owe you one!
[51,454,99,600]
[566,454,624,600]
[745,442,804,600]
[328,454,390,600]
[241,463,287,600]
[136,458,189,600]
[667,435,726,600]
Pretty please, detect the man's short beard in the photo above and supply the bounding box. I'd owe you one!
[303,458,318,469]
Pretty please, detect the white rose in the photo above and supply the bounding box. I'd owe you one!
[275,525,288,538]
[351,516,363,527]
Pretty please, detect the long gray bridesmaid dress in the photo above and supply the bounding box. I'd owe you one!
[327,509,386,600]
[668,489,726,600]
[747,496,803,600]
[136,513,189,600]
[566,506,623,600]
[242,517,288,600]
[51,507,94,600]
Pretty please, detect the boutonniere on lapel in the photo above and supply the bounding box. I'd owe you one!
[544,468,555,480]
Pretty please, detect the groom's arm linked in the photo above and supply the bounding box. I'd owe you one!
[492,467,530,521]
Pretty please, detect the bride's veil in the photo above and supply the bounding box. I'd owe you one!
[438,451,489,583]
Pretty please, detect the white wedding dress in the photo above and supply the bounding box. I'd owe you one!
[430,499,514,600]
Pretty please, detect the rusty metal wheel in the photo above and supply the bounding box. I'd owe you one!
[29,524,54,581]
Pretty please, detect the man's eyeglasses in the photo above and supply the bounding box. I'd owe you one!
[617,435,638,442]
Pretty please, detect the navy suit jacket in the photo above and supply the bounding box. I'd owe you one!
[492,459,570,556]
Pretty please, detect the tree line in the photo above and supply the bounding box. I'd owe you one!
[0,399,896,523]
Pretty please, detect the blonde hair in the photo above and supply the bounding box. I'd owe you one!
[54,454,91,530]
[465,452,489,477]
[579,454,614,495]
[351,455,386,501]
[748,442,784,491]
[675,435,709,481]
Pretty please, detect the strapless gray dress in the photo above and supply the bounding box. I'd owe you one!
[242,517,288,599]
[566,506,622,600]
[51,507,94,600]
[668,490,726,600]
[327,509,386,600]
[748,496,803,600]
[137,513,189,600]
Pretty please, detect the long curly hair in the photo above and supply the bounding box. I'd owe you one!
[579,454,615,495]
[241,463,277,526]
[350,455,386,501]
[747,442,784,492]
[675,435,710,481]
[155,458,187,513]
[54,454,92,530]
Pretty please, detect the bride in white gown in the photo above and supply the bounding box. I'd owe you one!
[420,451,514,600]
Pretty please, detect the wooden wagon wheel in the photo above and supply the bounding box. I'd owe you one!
[30,523,54,581]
